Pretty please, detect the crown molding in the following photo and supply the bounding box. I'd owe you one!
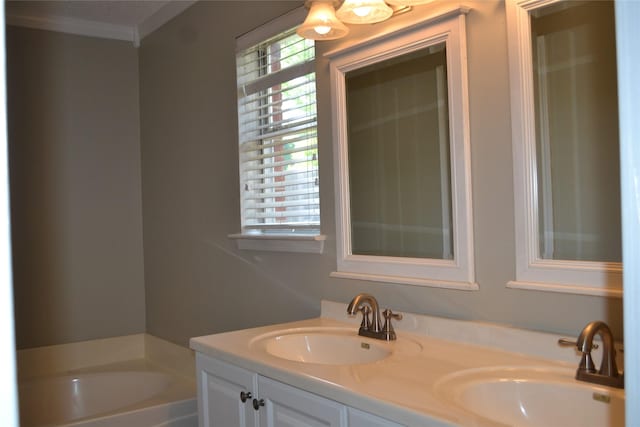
[136,1,197,46]
[5,0,197,47]
[6,14,136,43]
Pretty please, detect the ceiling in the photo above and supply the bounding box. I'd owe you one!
[5,0,196,46]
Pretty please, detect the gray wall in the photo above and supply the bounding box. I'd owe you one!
[139,0,622,347]
[6,0,621,350]
[139,1,320,345]
[7,27,146,349]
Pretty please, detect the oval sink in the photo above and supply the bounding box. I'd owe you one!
[250,327,421,366]
[265,333,391,365]
[434,367,625,427]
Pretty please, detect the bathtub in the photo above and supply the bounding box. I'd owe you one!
[19,367,197,427]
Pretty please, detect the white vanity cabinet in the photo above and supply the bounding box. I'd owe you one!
[196,354,256,427]
[347,408,404,427]
[195,353,404,427]
[257,375,345,427]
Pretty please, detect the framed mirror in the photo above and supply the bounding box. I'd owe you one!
[346,44,453,261]
[327,7,476,289]
[506,0,622,296]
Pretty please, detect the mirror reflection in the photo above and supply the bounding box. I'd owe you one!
[345,44,453,259]
[531,1,621,262]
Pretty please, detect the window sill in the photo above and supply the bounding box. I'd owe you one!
[507,280,622,298]
[228,233,326,254]
[330,271,479,290]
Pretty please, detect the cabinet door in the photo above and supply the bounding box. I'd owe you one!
[257,376,347,427]
[196,354,258,427]
[348,408,405,427]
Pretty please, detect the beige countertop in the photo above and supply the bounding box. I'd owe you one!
[190,315,580,427]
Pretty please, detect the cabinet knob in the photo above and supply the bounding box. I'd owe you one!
[252,398,265,410]
[240,391,252,402]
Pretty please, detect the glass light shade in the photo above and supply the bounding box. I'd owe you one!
[384,0,434,6]
[297,1,349,40]
[336,0,393,24]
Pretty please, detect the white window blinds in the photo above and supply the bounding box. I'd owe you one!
[236,26,319,234]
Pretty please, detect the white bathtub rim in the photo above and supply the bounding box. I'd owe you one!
[61,397,197,427]
[17,334,146,380]
[19,363,196,427]
[17,333,195,381]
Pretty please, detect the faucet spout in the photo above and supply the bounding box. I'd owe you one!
[575,321,623,388]
[347,293,402,340]
[347,293,382,333]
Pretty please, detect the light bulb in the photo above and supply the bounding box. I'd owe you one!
[314,25,331,35]
[353,6,372,17]
[385,0,434,5]
[297,1,349,40]
[336,0,392,24]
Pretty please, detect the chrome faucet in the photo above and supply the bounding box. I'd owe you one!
[567,321,624,389]
[347,293,402,341]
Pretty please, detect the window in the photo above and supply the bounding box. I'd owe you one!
[230,8,325,253]
[326,7,476,289]
[506,0,622,296]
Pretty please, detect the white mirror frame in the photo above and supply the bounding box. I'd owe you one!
[505,0,622,298]
[326,7,477,290]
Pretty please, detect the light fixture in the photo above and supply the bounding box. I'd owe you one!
[296,0,349,40]
[385,0,434,5]
[299,0,435,40]
[336,0,393,24]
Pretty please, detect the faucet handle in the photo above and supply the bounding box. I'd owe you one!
[381,309,402,341]
[383,308,402,321]
[558,338,598,350]
[578,352,597,374]
[358,305,371,331]
[558,338,598,373]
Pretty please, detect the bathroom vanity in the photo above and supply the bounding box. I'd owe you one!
[195,354,403,427]
[190,301,625,427]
